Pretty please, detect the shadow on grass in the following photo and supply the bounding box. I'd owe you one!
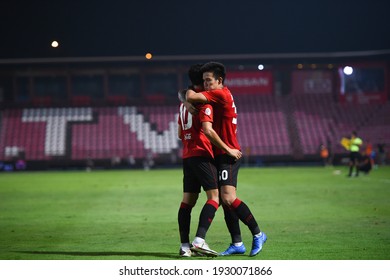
[14,250,180,259]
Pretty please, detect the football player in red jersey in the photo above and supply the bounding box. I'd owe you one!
[177,64,240,257]
[186,62,267,257]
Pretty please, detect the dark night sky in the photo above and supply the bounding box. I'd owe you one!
[1,0,390,59]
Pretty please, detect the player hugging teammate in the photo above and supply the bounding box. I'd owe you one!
[177,62,267,257]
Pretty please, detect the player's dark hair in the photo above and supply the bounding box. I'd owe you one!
[188,63,204,86]
[201,61,226,83]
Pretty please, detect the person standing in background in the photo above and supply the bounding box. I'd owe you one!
[319,144,329,166]
[348,131,363,177]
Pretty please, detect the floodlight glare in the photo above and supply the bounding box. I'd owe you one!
[343,66,353,75]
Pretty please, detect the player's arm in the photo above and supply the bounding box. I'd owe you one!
[178,89,186,103]
[177,111,183,140]
[184,101,198,114]
[177,124,182,140]
[202,121,242,160]
[186,89,208,104]
[178,89,198,114]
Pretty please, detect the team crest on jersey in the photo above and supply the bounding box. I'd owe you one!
[205,107,211,116]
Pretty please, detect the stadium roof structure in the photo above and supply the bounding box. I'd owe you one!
[0,49,389,65]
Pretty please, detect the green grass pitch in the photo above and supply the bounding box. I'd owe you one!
[1,166,389,260]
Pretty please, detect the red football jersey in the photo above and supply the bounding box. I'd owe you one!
[200,86,241,156]
[178,103,214,159]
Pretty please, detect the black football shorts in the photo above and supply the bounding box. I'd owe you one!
[182,157,218,193]
[216,154,242,188]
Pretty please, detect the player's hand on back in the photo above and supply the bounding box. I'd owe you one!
[227,148,242,160]
[183,101,198,115]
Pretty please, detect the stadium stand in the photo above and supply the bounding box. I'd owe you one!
[290,94,385,155]
[235,95,291,156]
[291,94,336,155]
[357,102,390,146]
[1,109,47,160]
[0,94,389,167]
[118,106,178,154]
